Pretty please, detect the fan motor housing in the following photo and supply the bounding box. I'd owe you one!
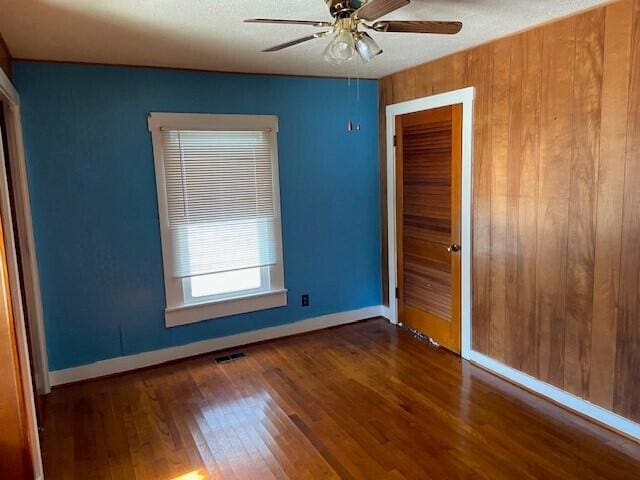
[326,0,364,18]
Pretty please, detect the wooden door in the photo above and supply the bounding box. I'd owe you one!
[0,102,45,427]
[396,104,462,354]
[0,122,33,478]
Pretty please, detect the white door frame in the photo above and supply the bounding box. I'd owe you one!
[385,87,475,359]
[0,68,46,478]
[0,70,49,394]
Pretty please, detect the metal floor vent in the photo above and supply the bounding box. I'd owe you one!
[214,352,246,364]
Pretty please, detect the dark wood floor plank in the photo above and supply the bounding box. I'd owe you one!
[41,318,640,479]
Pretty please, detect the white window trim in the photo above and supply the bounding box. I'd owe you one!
[148,113,287,327]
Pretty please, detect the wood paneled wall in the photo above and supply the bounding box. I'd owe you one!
[379,0,640,422]
[0,31,11,78]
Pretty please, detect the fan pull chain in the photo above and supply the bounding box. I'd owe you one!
[347,75,354,132]
[346,75,362,133]
[356,76,361,131]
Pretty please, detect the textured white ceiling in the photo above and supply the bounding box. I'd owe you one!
[0,0,609,79]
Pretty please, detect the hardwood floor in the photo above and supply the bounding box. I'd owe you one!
[41,318,640,479]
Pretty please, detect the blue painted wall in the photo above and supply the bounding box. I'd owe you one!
[14,61,381,371]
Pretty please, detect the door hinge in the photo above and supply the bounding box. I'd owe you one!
[395,287,399,299]
[393,135,397,147]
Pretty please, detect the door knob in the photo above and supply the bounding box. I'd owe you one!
[447,244,461,253]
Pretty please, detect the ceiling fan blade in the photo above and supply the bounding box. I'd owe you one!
[354,0,410,22]
[263,32,328,52]
[372,20,463,34]
[245,18,333,27]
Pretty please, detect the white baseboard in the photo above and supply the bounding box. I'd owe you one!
[380,305,394,323]
[467,349,640,442]
[49,305,383,386]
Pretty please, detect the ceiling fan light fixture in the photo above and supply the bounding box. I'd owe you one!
[323,29,357,64]
[247,0,464,65]
[355,32,382,63]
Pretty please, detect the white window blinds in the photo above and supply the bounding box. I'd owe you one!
[160,128,280,279]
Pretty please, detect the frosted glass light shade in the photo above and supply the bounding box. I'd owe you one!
[355,32,383,63]
[323,30,356,64]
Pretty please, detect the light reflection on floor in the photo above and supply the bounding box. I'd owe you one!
[171,470,205,480]
[196,388,274,478]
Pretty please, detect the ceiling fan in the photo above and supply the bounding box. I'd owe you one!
[245,0,463,64]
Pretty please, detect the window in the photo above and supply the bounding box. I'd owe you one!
[149,113,286,327]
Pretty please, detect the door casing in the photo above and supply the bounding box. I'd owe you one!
[385,87,475,360]
[0,68,45,479]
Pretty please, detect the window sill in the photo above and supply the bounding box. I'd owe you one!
[165,289,288,327]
